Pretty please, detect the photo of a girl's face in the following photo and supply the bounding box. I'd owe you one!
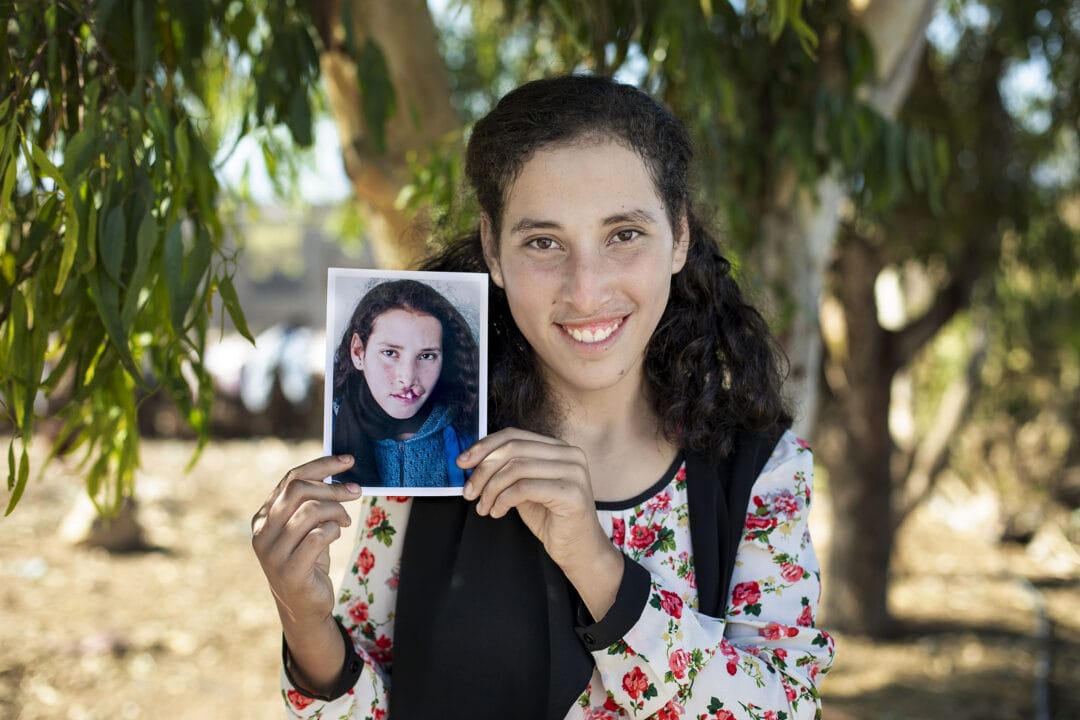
[351,308,444,420]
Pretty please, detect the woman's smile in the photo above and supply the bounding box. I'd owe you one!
[557,315,627,347]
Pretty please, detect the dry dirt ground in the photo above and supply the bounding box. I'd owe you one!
[1,435,1078,719]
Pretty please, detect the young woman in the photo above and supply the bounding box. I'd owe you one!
[330,279,478,488]
[252,75,835,719]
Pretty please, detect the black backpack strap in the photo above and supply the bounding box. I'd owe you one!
[686,428,785,617]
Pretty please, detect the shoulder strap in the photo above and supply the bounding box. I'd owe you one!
[685,428,784,617]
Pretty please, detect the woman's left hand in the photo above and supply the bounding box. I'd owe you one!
[458,427,624,617]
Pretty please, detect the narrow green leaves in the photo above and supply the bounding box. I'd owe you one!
[357,39,397,154]
[218,274,253,343]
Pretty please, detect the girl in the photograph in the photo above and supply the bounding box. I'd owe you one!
[330,279,478,488]
[254,75,834,719]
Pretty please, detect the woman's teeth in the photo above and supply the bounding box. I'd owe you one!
[563,320,621,344]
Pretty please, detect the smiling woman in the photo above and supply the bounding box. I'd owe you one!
[252,74,835,720]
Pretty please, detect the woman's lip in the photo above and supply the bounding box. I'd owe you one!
[392,391,423,403]
[557,315,628,345]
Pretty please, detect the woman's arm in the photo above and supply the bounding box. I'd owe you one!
[251,455,362,696]
[587,434,835,719]
[251,451,407,719]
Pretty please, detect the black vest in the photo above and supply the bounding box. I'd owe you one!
[378,429,781,719]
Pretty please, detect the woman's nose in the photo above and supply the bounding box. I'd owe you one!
[396,361,418,387]
[563,247,612,314]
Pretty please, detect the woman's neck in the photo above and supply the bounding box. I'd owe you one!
[547,369,679,502]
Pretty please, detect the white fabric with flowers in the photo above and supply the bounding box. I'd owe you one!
[280,430,835,720]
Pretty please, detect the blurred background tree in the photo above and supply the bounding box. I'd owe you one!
[3,0,1077,640]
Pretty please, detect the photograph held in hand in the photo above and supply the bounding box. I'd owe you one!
[324,269,488,495]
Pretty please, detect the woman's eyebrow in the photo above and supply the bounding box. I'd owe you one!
[509,217,562,235]
[378,341,441,352]
[509,209,658,235]
[601,208,658,226]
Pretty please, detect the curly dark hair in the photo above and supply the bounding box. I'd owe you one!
[332,279,479,431]
[421,75,791,459]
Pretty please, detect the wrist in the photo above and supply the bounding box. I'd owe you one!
[562,537,625,621]
[281,615,346,696]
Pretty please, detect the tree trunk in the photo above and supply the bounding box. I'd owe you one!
[816,231,897,635]
[310,0,460,269]
[750,0,935,636]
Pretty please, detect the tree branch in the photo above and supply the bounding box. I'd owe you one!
[889,248,982,371]
[894,314,989,529]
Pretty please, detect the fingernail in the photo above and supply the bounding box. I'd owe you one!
[458,450,471,463]
[338,454,353,464]
[344,483,361,494]
[463,482,474,499]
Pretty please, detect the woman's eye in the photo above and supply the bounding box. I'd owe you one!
[527,236,559,251]
[419,352,440,361]
[612,229,641,243]
[381,349,397,358]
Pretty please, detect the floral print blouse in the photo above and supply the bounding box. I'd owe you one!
[281,431,835,719]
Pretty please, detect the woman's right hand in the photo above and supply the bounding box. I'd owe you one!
[251,454,361,693]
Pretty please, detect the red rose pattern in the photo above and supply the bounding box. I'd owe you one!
[283,437,835,719]
[347,601,369,624]
[731,581,761,608]
[760,622,799,640]
[365,505,387,528]
[780,562,805,583]
[286,689,313,710]
[668,648,691,679]
[611,517,626,548]
[355,547,375,576]
[659,590,683,619]
[622,666,649,699]
[655,698,683,719]
[627,523,657,551]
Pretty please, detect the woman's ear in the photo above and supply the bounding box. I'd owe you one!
[672,211,690,275]
[480,214,504,288]
[349,333,364,371]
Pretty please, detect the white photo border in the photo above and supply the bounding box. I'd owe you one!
[323,267,489,496]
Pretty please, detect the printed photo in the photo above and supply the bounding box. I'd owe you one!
[323,268,488,496]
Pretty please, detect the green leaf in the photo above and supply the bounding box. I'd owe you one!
[341,0,358,55]
[62,129,95,188]
[5,443,29,515]
[286,88,313,147]
[0,158,16,218]
[218,274,253,343]
[356,39,397,154]
[121,207,157,324]
[174,121,190,174]
[6,441,14,492]
[99,206,126,283]
[164,221,185,331]
[133,0,153,74]
[29,142,64,187]
[86,266,141,379]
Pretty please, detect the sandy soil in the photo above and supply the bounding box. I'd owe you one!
[1,436,1077,719]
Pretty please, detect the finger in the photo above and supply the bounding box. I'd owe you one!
[465,440,585,501]
[252,454,359,530]
[476,457,587,516]
[286,453,361,484]
[287,519,344,578]
[253,462,359,554]
[260,498,353,572]
[485,475,584,520]
[456,427,565,469]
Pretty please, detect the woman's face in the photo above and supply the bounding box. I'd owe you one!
[351,308,444,419]
[482,139,688,400]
